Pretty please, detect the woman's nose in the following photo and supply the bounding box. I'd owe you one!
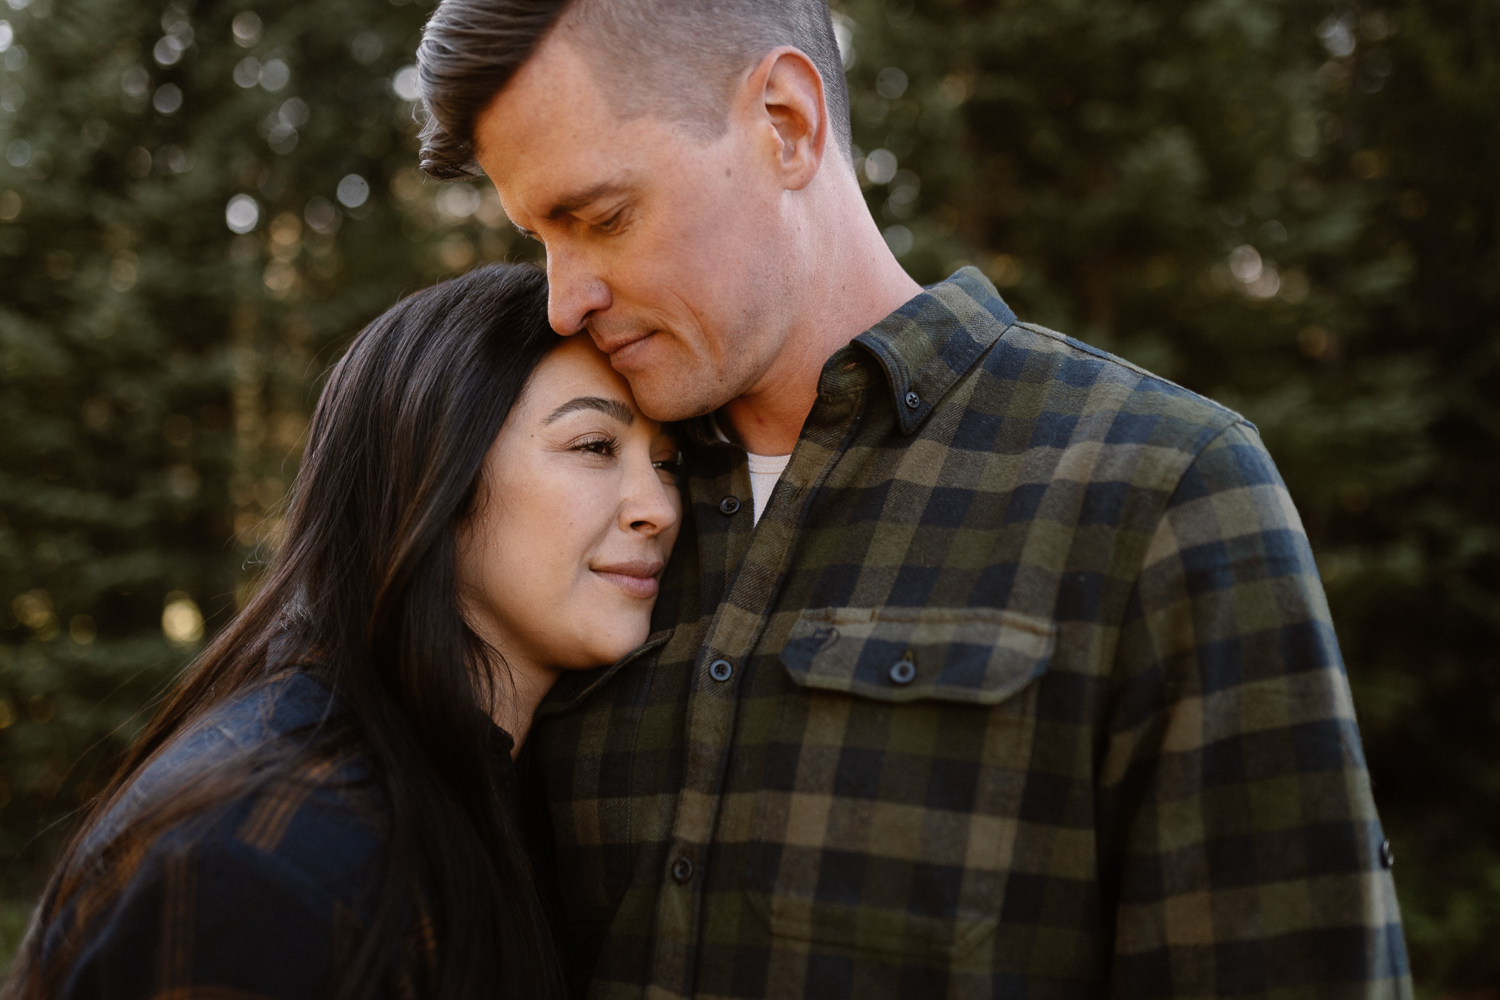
[546,247,611,336]
[620,458,680,537]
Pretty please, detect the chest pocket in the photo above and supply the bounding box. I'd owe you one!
[778,606,1053,703]
[744,606,1055,962]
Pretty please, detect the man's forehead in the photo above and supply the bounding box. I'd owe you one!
[474,33,613,159]
[473,44,644,213]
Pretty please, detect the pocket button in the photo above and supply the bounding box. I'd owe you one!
[889,659,917,685]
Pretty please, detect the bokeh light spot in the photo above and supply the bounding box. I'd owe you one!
[162,592,204,647]
[882,224,913,257]
[864,148,898,184]
[153,83,183,115]
[876,66,908,100]
[259,58,289,92]
[225,193,260,234]
[392,65,419,102]
[337,173,369,208]
[233,56,261,88]
[232,11,262,47]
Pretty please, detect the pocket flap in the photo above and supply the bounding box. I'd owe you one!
[778,606,1054,705]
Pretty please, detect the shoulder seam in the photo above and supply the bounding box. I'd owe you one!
[1011,321,1253,430]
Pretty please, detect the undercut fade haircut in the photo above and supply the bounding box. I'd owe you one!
[416,0,852,181]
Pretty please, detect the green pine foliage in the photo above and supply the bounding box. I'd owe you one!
[1306,3,1500,987]
[1,0,1495,991]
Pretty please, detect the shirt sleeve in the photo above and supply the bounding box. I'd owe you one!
[55,837,346,1000]
[1098,420,1412,999]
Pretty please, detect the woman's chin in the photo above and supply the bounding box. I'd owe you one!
[560,616,653,671]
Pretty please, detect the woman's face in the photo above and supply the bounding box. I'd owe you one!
[455,335,682,682]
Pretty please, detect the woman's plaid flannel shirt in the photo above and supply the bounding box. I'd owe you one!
[21,672,440,999]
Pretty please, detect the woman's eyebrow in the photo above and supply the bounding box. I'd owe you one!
[544,396,635,426]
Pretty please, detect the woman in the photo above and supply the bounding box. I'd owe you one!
[3,263,681,999]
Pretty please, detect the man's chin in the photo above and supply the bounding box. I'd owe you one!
[621,372,722,423]
[598,331,737,420]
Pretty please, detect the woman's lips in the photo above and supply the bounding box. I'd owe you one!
[592,559,663,599]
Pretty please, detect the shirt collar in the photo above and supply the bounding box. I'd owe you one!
[848,267,1017,434]
[682,267,1017,450]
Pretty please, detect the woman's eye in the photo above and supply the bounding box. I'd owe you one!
[595,209,626,233]
[573,436,619,457]
[653,460,681,486]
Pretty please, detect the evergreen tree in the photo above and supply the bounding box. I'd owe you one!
[1302,2,1500,987]
[1,0,1495,990]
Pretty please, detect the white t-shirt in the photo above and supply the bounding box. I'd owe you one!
[746,451,791,525]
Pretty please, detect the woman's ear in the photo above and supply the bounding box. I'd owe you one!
[744,46,828,192]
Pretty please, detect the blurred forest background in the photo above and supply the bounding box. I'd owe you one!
[0,0,1496,991]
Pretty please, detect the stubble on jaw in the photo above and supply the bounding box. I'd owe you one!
[585,254,787,424]
[600,340,740,424]
[600,306,785,426]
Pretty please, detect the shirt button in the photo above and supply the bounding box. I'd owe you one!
[905,391,921,409]
[889,659,917,685]
[1380,839,1395,868]
[670,856,695,883]
[718,496,741,515]
[708,659,733,682]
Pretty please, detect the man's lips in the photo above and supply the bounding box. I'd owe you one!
[592,328,656,366]
[591,558,664,599]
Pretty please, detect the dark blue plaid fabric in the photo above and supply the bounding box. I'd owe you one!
[21,672,436,999]
[532,268,1411,999]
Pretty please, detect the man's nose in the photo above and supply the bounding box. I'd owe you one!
[546,248,611,336]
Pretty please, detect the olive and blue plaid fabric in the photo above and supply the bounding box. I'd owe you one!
[531,268,1411,999]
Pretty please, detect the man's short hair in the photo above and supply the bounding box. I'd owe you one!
[416,0,852,180]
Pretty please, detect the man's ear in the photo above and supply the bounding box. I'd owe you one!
[743,46,828,192]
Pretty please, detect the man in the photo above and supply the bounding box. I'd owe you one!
[416,1,1412,997]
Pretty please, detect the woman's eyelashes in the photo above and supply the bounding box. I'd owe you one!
[652,448,683,485]
[569,433,620,459]
[564,429,678,483]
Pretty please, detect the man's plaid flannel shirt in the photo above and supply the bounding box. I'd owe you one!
[532,268,1411,1000]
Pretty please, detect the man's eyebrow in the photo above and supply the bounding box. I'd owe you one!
[543,179,633,222]
[544,396,635,426]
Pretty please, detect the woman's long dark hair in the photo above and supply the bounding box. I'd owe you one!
[6,262,566,999]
